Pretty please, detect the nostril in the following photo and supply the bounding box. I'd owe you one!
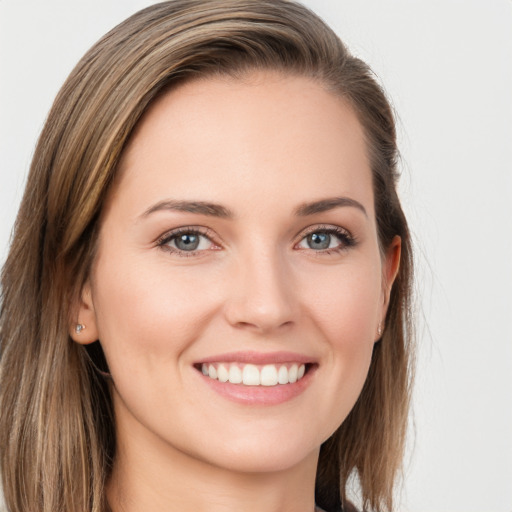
[231,319,295,333]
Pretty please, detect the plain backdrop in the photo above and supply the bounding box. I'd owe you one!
[1,1,511,511]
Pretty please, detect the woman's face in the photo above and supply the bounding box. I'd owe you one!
[75,71,399,474]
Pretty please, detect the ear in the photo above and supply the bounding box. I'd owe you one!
[69,281,99,345]
[380,235,401,320]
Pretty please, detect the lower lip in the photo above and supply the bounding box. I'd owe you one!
[196,365,316,405]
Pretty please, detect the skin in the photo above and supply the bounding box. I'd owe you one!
[72,71,400,512]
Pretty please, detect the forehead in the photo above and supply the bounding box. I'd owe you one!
[112,71,374,219]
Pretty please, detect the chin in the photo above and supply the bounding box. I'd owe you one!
[202,440,320,475]
[175,418,328,475]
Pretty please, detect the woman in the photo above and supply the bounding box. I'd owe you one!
[0,1,414,511]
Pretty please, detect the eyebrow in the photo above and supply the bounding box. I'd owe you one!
[141,199,234,219]
[141,196,367,220]
[294,197,368,217]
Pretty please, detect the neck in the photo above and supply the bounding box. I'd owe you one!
[107,403,319,512]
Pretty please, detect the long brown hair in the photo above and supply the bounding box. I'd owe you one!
[0,1,414,511]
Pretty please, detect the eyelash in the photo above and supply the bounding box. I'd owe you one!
[156,225,356,257]
[296,225,357,255]
[156,227,218,257]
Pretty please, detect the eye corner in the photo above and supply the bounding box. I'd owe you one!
[156,225,222,257]
[294,224,357,254]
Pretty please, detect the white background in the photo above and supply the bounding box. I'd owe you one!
[1,1,511,511]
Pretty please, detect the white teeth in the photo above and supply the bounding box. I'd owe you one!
[228,365,242,384]
[288,364,298,383]
[242,364,260,386]
[260,365,278,386]
[278,365,288,384]
[217,364,229,382]
[201,362,308,386]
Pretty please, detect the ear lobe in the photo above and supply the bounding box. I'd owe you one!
[381,235,401,313]
[69,281,99,345]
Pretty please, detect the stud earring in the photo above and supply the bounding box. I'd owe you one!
[75,323,86,334]
[377,322,383,337]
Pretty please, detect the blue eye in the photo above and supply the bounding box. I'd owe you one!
[297,227,354,252]
[306,232,331,250]
[174,233,201,251]
[158,228,215,254]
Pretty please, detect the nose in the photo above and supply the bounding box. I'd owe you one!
[223,248,298,334]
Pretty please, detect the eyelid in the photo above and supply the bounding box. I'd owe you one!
[154,223,356,257]
[155,225,212,244]
[156,226,221,255]
[295,223,354,242]
[294,224,357,252]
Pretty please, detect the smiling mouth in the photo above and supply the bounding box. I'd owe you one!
[196,362,312,386]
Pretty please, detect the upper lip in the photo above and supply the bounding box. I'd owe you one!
[195,350,315,365]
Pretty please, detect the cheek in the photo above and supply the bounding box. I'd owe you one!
[300,261,382,341]
[297,261,382,400]
[90,250,220,378]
